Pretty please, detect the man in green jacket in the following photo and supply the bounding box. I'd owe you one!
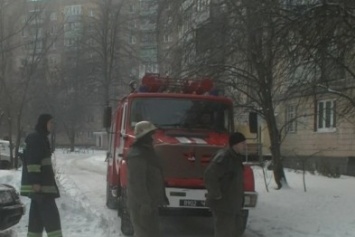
[126,121,168,237]
[21,114,62,237]
[204,132,246,237]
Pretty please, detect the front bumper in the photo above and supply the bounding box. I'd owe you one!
[164,188,258,210]
[0,203,26,231]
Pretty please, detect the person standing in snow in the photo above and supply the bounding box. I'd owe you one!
[204,132,246,237]
[126,121,168,237]
[20,114,63,237]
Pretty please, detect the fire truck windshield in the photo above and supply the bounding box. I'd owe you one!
[130,98,233,132]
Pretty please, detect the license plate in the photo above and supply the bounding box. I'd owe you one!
[244,196,251,206]
[179,199,205,207]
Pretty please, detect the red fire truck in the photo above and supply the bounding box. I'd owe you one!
[103,73,258,235]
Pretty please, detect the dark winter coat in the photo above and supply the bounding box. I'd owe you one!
[204,148,244,213]
[20,115,59,198]
[126,139,166,209]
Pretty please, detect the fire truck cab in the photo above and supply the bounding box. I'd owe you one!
[104,73,258,235]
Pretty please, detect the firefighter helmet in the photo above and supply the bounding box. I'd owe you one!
[134,121,157,139]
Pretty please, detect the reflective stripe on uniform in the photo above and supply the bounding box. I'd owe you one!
[47,230,62,237]
[21,185,32,194]
[27,232,42,237]
[41,158,52,166]
[27,164,41,172]
[20,185,58,194]
[40,186,58,193]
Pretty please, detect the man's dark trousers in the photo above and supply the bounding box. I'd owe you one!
[212,210,243,237]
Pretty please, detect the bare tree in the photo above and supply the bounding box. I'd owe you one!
[294,1,355,111]
[50,50,93,151]
[41,4,98,151]
[189,0,304,189]
[155,0,297,188]
[0,0,57,168]
[89,0,131,107]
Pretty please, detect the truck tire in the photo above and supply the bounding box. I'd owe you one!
[240,209,249,235]
[106,183,117,209]
[117,197,122,217]
[120,187,134,236]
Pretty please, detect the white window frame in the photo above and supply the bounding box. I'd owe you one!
[317,99,336,132]
[286,105,297,133]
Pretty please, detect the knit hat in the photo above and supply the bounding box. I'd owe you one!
[229,132,246,146]
[35,113,53,135]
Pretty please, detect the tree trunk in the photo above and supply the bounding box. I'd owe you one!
[265,106,287,189]
[69,130,75,152]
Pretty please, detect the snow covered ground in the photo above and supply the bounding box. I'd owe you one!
[0,149,355,237]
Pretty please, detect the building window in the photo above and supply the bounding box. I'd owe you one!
[317,100,336,132]
[50,25,57,35]
[129,4,135,12]
[64,5,82,16]
[49,56,58,65]
[286,105,296,133]
[130,35,136,44]
[88,38,95,46]
[21,29,27,37]
[140,1,150,10]
[50,12,57,21]
[89,9,95,17]
[197,0,210,12]
[64,38,75,47]
[163,33,172,43]
[165,65,172,75]
[178,25,184,38]
[142,33,154,43]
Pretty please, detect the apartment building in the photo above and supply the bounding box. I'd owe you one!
[6,0,113,148]
[124,0,159,79]
[157,0,355,175]
[278,0,355,176]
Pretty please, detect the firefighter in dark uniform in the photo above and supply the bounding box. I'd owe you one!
[20,114,62,237]
[204,132,247,237]
[127,121,168,237]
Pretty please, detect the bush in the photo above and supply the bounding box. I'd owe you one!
[317,160,340,178]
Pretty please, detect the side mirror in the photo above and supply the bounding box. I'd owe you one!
[249,112,258,134]
[103,106,112,129]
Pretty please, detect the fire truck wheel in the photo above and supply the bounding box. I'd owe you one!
[240,209,249,235]
[106,183,118,209]
[121,187,134,236]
